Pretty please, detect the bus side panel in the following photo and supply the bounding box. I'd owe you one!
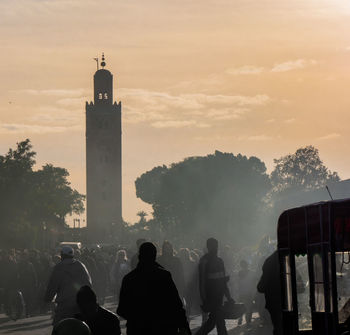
[282,311,298,335]
[311,312,334,335]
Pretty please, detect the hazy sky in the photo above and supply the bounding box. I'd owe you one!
[1,0,350,224]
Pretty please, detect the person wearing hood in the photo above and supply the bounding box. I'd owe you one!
[117,242,191,335]
[45,246,92,325]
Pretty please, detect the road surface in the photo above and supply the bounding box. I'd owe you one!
[0,301,272,335]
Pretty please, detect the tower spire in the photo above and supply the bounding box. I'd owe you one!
[101,53,106,69]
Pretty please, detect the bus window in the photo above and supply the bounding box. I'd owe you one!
[313,253,325,312]
[336,252,350,324]
[283,254,293,311]
[295,255,311,330]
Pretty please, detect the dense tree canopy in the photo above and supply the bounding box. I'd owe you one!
[135,146,341,245]
[0,139,84,248]
[135,150,271,245]
[270,145,340,221]
[271,145,340,193]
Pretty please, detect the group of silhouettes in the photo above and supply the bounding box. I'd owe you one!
[0,237,284,335]
[45,238,284,335]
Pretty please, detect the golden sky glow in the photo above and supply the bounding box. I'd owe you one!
[1,0,350,223]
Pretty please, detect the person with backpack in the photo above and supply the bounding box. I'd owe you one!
[45,246,92,325]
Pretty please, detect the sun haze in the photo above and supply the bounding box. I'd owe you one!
[0,0,350,223]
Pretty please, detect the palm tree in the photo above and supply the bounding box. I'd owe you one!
[136,211,148,226]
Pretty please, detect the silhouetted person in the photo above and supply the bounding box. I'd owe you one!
[158,241,185,299]
[110,249,130,303]
[93,252,109,305]
[28,249,42,313]
[45,246,92,325]
[76,285,121,335]
[2,252,21,319]
[117,242,191,335]
[179,248,197,315]
[18,251,38,316]
[237,260,255,326]
[195,238,232,335]
[80,250,99,301]
[130,238,146,269]
[257,250,283,335]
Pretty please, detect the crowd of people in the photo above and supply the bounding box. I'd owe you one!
[0,236,279,335]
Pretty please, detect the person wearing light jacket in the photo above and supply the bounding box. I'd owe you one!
[45,246,92,325]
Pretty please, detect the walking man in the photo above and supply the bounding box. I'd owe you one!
[45,246,92,325]
[257,250,283,335]
[195,238,233,335]
[117,242,191,335]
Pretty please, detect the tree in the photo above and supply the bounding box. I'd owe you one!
[0,139,36,247]
[270,146,340,221]
[271,145,339,193]
[0,139,84,248]
[136,211,148,226]
[135,150,271,246]
[31,164,84,224]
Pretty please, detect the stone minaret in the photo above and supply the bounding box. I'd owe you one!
[86,54,122,242]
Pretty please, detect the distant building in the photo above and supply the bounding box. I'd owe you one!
[275,179,350,213]
[86,54,122,242]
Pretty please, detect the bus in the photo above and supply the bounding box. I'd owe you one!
[278,198,350,334]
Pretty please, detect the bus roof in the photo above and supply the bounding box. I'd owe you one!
[277,198,350,252]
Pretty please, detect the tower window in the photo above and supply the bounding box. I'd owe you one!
[98,93,103,100]
[104,93,108,99]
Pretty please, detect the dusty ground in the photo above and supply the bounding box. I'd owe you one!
[0,300,273,335]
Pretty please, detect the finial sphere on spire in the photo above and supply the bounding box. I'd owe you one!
[101,52,106,68]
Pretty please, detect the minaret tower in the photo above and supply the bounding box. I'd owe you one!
[86,54,122,242]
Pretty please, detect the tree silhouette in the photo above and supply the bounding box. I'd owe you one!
[135,150,271,245]
[0,139,85,248]
[136,210,148,224]
[270,145,340,221]
[271,145,339,193]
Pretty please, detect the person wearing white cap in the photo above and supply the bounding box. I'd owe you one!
[45,246,92,325]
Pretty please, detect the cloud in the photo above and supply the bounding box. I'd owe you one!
[56,97,88,107]
[120,88,270,126]
[238,135,273,141]
[26,105,84,128]
[226,60,318,76]
[247,135,273,141]
[0,123,82,134]
[151,120,210,129]
[122,106,172,124]
[169,74,223,90]
[17,88,87,97]
[206,108,248,120]
[119,89,269,108]
[226,65,264,75]
[317,133,341,140]
[271,59,317,72]
[284,118,296,124]
[9,87,271,132]
[201,94,270,106]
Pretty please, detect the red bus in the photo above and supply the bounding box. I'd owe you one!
[278,198,350,335]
